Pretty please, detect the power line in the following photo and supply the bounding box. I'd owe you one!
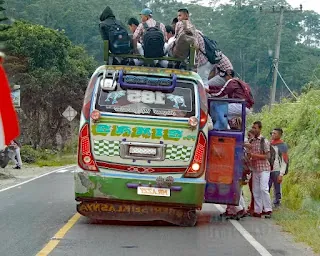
[273,64,298,100]
[259,5,303,109]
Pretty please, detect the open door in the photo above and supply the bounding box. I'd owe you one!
[204,98,246,206]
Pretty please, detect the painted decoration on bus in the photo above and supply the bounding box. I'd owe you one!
[96,82,195,117]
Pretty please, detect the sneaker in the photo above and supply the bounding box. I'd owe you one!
[13,166,21,169]
[236,209,248,218]
[252,213,262,218]
[263,211,272,218]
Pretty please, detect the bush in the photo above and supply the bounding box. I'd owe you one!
[248,89,320,207]
[20,145,40,163]
[20,146,52,163]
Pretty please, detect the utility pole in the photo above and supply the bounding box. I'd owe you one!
[260,5,302,109]
[270,6,284,108]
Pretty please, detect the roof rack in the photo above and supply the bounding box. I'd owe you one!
[103,40,196,71]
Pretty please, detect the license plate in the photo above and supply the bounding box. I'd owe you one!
[137,186,171,197]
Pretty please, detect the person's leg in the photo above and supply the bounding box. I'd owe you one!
[207,75,226,87]
[273,171,282,206]
[15,148,22,167]
[211,102,229,130]
[252,172,262,215]
[268,171,275,193]
[248,177,254,212]
[197,61,214,87]
[261,171,272,215]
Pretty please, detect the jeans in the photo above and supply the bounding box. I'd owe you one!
[210,101,229,130]
[269,171,282,205]
[11,147,22,167]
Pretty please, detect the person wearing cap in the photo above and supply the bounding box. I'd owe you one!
[132,8,166,54]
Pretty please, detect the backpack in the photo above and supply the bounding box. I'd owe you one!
[235,79,255,109]
[172,20,196,59]
[143,22,165,58]
[199,35,222,64]
[260,137,276,169]
[277,146,290,175]
[100,20,131,54]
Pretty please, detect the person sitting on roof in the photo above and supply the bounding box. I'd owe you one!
[128,17,144,61]
[170,8,196,59]
[132,8,166,58]
[99,6,131,63]
[164,25,175,55]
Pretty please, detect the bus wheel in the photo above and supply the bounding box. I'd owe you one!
[179,209,197,227]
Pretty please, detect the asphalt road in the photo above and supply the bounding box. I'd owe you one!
[0,167,315,256]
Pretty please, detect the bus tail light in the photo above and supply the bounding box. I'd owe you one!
[78,123,99,172]
[184,132,207,178]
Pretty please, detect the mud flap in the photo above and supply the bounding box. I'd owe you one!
[77,201,197,227]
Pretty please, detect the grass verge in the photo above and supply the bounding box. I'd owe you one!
[243,172,320,253]
[35,154,76,167]
[272,207,320,253]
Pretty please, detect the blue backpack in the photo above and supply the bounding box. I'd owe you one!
[200,35,222,64]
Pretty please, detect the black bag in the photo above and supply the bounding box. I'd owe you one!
[260,137,276,169]
[100,20,131,54]
[143,22,165,58]
[200,35,222,64]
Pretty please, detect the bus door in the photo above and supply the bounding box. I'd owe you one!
[204,98,246,206]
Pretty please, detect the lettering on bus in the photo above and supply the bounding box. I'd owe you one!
[78,203,184,218]
[93,124,183,141]
[102,65,192,76]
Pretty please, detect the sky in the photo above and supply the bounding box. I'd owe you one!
[181,0,320,14]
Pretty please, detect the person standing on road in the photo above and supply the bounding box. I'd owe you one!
[269,128,289,208]
[248,121,272,218]
[0,51,20,151]
[10,139,22,169]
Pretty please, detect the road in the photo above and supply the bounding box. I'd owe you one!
[0,166,315,256]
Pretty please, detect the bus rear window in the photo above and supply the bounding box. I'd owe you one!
[95,81,195,118]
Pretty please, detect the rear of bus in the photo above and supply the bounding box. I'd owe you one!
[75,66,208,224]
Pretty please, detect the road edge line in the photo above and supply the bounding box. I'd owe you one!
[36,213,81,256]
[0,165,76,193]
[215,204,273,256]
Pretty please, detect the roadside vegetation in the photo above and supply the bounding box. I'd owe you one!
[248,76,320,252]
[2,0,320,252]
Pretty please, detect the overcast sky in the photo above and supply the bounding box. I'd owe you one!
[181,0,320,14]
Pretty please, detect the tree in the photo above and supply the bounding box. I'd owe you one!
[2,21,97,148]
[4,0,320,110]
[0,0,9,32]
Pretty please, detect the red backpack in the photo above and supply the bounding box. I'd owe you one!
[235,79,254,109]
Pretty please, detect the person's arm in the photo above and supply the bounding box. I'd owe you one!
[133,24,143,53]
[251,139,270,160]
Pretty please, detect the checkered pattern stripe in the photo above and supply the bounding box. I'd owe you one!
[166,145,193,161]
[93,140,120,156]
[93,140,193,161]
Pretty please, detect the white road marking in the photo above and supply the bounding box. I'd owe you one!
[215,204,273,256]
[0,165,76,193]
[56,169,69,173]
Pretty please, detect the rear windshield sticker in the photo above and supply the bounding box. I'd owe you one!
[97,86,194,117]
